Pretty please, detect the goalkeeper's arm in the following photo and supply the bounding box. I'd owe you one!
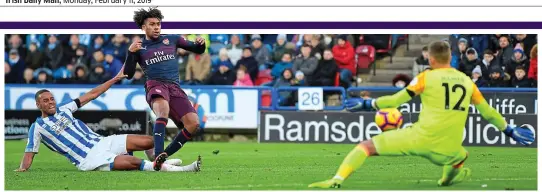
[474,99,507,131]
[371,89,414,109]
[471,86,507,131]
[470,84,533,147]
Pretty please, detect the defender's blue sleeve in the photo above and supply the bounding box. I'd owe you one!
[25,123,41,153]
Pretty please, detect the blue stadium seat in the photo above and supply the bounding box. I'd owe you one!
[209,34,229,44]
[209,43,226,55]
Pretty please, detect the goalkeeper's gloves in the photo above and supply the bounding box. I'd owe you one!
[345,98,374,112]
[503,124,535,146]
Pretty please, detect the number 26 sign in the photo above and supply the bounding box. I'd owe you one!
[297,88,324,111]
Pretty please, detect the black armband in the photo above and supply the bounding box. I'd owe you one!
[405,89,416,98]
[74,98,82,108]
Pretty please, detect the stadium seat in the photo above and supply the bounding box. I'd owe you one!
[255,69,273,86]
[209,43,226,55]
[209,34,229,44]
[355,45,376,74]
[260,91,272,107]
[359,35,393,64]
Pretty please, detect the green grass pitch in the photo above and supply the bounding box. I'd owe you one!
[4,141,537,190]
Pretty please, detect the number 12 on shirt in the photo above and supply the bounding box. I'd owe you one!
[298,88,324,111]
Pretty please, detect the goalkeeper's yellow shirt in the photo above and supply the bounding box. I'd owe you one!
[376,68,487,144]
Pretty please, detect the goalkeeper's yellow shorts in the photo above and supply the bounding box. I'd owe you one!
[372,126,467,166]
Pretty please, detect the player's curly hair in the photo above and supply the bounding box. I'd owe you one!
[133,7,164,28]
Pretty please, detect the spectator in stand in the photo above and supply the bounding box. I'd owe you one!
[91,50,105,68]
[510,66,532,88]
[226,34,243,65]
[272,34,288,62]
[44,35,66,70]
[25,42,44,70]
[215,48,234,71]
[332,35,355,87]
[528,44,537,86]
[233,65,254,87]
[293,71,307,86]
[513,34,536,56]
[274,69,295,106]
[309,49,338,86]
[480,50,501,81]
[310,34,325,60]
[206,62,236,85]
[496,35,514,69]
[459,48,482,77]
[88,35,105,56]
[185,51,211,85]
[449,34,468,55]
[6,49,25,83]
[488,34,507,54]
[103,50,124,76]
[293,44,318,83]
[235,47,259,83]
[412,46,429,77]
[35,69,52,84]
[22,68,36,84]
[487,68,509,87]
[7,35,27,60]
[250,34,271,67]
[452,38,468,69]
[105,34,128,61]
[506,46,530,79]
[392,74,411,88]
[271,52,294,80]
[66,34,88,66]
[88,63,110,84]
[26,34,46,51]
[72,64,89,84]
[471,66,487,87]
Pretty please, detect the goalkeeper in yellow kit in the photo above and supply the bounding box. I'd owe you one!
[309,41,535,188]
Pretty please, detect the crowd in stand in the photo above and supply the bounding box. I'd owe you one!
[5,34,370,89]
[413,34,538,88]
[6,34,537,89]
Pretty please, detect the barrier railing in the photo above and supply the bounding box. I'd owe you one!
[5,84,537,112]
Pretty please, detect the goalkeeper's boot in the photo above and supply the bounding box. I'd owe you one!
[438,167,472,187]
[308,178,343,188]
[153,152,168,171]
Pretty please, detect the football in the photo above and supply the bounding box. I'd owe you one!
[375,108,404,131]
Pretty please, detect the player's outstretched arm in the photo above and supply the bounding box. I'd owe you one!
[124,40,142,79]
[177,36,206,54]
[78,67,128,107]
[17,124,40,172]
[15,152,36,172]
[346,73,425,112]
[471,84,535,145]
